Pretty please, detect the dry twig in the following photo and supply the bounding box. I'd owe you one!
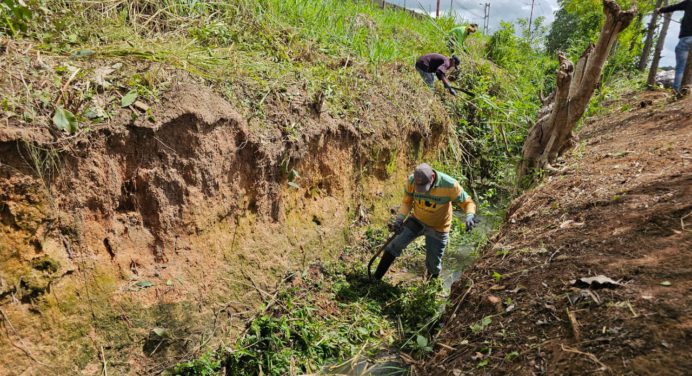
[100,345,108,376]
[560,343,609,372]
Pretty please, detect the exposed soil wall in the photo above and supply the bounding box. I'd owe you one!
[425,92,691,375]
[0,81,449,374]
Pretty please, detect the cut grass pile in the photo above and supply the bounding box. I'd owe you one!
[169,260,446,376]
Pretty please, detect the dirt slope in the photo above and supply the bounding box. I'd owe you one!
[425,92,691,375]
[0,40,450,374]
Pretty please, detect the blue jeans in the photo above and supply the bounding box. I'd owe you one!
[385,224,449,275]
[673,36,692,92]
[416,66,435,89]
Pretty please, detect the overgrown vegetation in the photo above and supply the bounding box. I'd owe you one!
[167,249,447,375]
[166,209,497,376]
[1,0,453,133]
[444,20,556,200]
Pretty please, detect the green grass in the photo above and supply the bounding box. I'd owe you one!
[25,0,453,104]
[4,0,463,144]
[166,260,446,376]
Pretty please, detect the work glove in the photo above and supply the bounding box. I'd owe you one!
[443,82,456,97]
[465,213,478,232]
[388,214,405,233]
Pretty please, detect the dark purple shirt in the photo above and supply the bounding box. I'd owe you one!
[416,53,453,80]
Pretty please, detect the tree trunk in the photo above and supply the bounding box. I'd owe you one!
[638,0,664,71]
[647,0,671,87]
[518,0,636,185]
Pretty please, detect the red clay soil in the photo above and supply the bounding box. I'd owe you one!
[424,91,692,375]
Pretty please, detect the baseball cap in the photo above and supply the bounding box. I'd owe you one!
[414,163,435,193]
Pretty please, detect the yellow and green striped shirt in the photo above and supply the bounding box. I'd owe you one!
[398,170,476,233]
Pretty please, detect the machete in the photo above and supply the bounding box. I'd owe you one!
[450,86,476,98]
[449,86,475,97]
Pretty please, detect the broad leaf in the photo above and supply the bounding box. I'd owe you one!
[121,90,138,107]
[416,335,428,348]
[134,280,154,288]
[52,107,78,134]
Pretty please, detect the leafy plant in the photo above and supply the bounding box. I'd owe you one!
[0,0,32,36]
[505,351,520,361]
[412,334,433,356]
[477,358,489,368]
[169,352,221,376]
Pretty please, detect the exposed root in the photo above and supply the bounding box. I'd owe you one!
[560,344,609,372]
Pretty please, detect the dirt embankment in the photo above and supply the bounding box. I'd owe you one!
[0,67,449,374]
[426,92,691,375]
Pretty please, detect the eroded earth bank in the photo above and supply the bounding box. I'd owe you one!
[0,67,449,374]
[425,92,691,375]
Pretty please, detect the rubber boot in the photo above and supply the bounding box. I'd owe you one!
[374,252,396,280]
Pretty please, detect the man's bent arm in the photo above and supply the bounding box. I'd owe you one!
[660,0,688,13]
[452,183,476,215]
[457,197,476,215]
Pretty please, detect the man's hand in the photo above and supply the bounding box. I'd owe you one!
[465,214,477,232]
[388,214,405,233]
[443,82,456,96]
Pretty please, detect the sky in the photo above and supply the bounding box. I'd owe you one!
[385,0,681,67]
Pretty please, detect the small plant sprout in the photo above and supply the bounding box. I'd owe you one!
[505,351,520,361]
[470,316,492,334]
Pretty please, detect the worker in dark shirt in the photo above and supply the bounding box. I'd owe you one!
[415,53,460,96]
[658,1,692,92]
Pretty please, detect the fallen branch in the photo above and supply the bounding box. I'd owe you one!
[681,211,691,230]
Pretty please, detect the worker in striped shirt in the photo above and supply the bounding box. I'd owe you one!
[373,163,477,280]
